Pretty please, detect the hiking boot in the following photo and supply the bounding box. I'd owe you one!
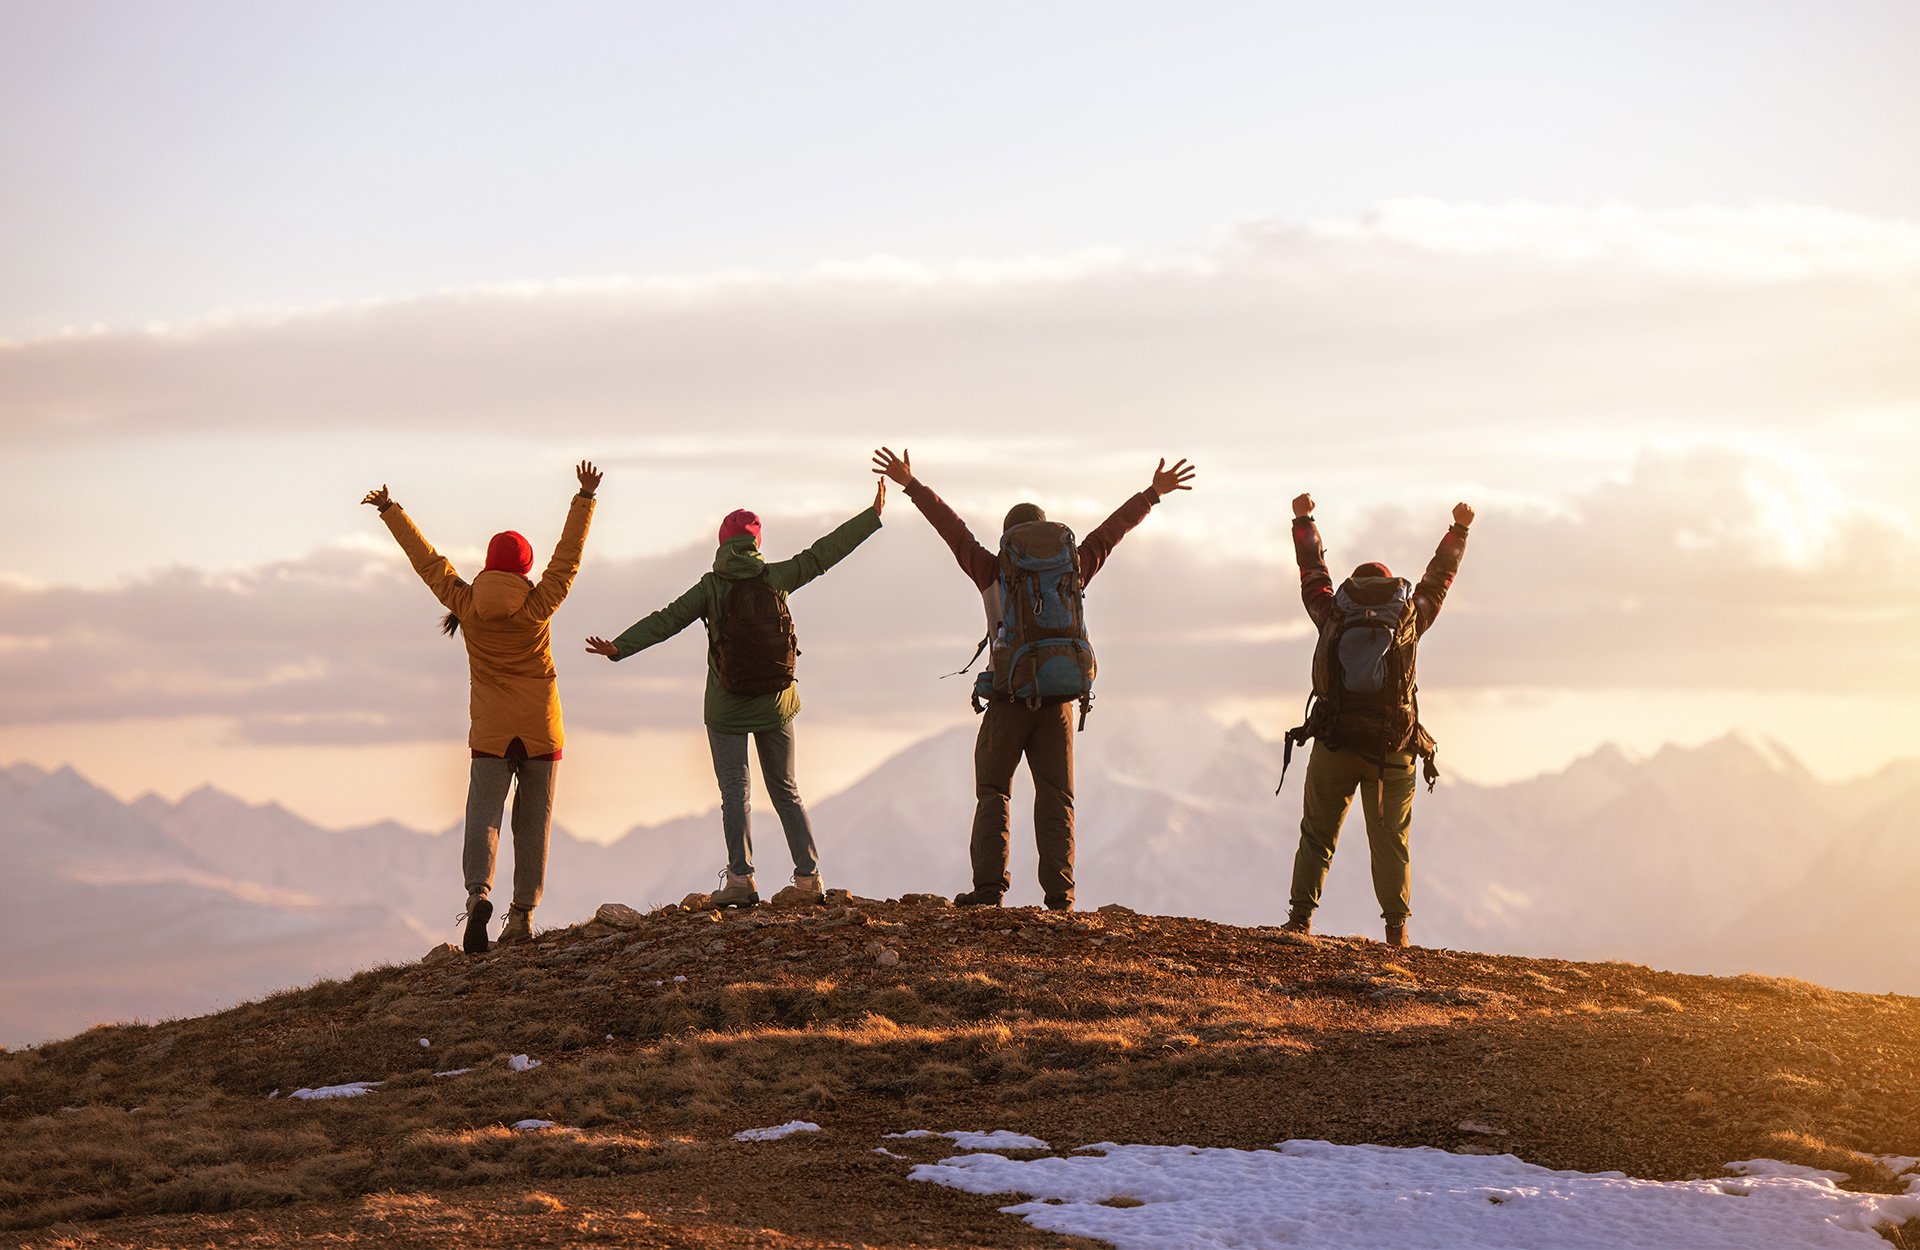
[790,872,826,901]
[711,869,759,910]
[497,906,534,944]
[954,886,1005,908]
[1384,921,1409,948]
[460,894,493,954]
[1282,909,1312,935]
[1044,894,1072,912]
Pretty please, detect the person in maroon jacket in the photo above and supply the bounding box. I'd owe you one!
[872,447,1197,910]
[1283,491,1471,948]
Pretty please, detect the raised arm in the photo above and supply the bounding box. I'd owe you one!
[1078,457,1193,584]
[524,460,600,620]
[1290,492,1334,630]
[874,447,996,589]
[363,485,474,620]
[765,482,884,595]
[591,579,709,661]
[1413,502,1472,635]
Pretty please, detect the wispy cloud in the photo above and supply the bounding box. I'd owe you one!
[3,444,1911,749]
[4,202,1915,459]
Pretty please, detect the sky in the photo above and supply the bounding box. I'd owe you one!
[1,1,1916,841]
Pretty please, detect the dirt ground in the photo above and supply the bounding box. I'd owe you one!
[7,897,1919,1247]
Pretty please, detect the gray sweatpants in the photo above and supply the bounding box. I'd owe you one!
[463,757,556,910]
[708,722,818,879]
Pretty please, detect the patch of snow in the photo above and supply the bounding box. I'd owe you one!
[266,1089,279,1099]
[432,1068,473,1078]
[733,1120,822,1142]
[885,1128,1049,1150]
[1725,1159,1850,1183]
[949,1130,1051,1151]
[511,1119,576,1132]
[911,1141,1920,1250]
[1881,1156,1920,1178]
[875,1147,909,1160]
[418,1037,431,1048]
[287,1081,382,1101]
[508,1054,541,1072]
[673,974,688,983]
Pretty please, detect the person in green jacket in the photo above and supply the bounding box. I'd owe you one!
[586,479,885,908]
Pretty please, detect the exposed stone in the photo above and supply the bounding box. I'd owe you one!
[898,893,952,908]
[705,939,727,955]
[593,903,647,929]
[770,884,825,909]
[876,948,901,967]
[421,943,461,966]
[1096,903,1138,916]
[680,892,713,911]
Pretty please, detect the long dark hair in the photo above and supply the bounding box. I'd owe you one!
[441,612,461,637]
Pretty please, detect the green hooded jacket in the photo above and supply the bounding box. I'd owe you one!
[609,507,882,733]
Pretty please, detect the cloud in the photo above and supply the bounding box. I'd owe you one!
[3,201,1917,463]
[2,443,1912,748]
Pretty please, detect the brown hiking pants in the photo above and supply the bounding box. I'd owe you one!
[970,699,1075,901]
[1288,742,1415,923]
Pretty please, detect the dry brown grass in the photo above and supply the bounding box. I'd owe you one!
[3,896,1918,1242]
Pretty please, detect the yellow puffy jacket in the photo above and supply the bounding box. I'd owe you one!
[382,493,595,756]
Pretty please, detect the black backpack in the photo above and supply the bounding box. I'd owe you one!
[1277,576,1438,792]
[713,574,799,697]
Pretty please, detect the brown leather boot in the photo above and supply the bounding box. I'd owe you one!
[1282,909,1312,934]
[1384,921,1409,948]
[497,906,534,944]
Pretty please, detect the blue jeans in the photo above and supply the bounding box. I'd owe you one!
[708,722,818,878]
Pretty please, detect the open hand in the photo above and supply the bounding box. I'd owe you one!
[871,446,913,487]
[1151,458,1196,498]
[584,636,620,659]
[873,477,887,515]
[1453,502,1475,527]
[577,460,603,495]
[361,485,392,511]
[1292,493,1315,518]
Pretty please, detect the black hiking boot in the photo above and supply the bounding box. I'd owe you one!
[461,895,493,955]
[954,886,1005,908]
[1044,894,1072,912]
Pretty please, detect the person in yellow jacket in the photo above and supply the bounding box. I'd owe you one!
[361,461,599,953]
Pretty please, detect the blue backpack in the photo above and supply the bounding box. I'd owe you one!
[966,520,1098,725]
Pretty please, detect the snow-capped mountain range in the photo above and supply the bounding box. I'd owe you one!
[5,707,1916,1047]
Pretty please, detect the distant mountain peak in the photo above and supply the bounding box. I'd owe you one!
[1652,730,1812,781]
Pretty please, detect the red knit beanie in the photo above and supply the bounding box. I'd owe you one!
[1352,561,1393,579]
[485,531,534,575]
[718,509,762,546]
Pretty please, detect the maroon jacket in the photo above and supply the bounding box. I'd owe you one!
[1292,515,1468,637]
[902,479,1160,659]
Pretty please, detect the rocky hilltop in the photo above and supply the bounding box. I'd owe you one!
[5,895,1918,1247]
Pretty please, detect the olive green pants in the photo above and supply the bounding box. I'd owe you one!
[1288,742,1415,923]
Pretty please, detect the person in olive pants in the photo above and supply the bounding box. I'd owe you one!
[1284,491,1472,947]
